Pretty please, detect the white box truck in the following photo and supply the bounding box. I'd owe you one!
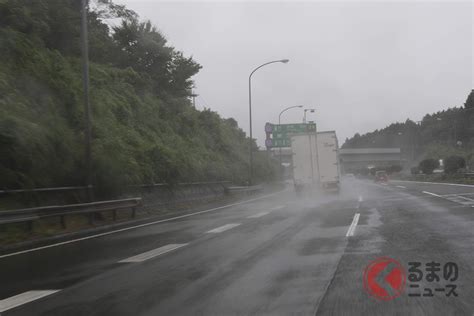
[315,131,340,190]
[290,131,340,191]
[291,132,319,191]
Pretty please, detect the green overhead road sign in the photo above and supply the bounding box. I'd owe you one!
[272,123,316,134]
[265,123,317,148]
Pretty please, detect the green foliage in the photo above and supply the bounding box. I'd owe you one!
[444,156,465,174]
[464,89,474,109]
[0,0,273,194]
[418,159,439,175]
[343,90,474,169]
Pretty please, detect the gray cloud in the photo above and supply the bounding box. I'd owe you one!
[117,1,472,146]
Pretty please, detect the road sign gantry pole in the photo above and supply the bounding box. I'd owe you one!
[248,59,289,185]
[278,105,303,170]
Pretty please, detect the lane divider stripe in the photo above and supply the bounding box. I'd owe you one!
[422,191,442,198]
[346,213,360,237]
[247,212,269,219]
[206,223,241,234]
[119,243,188,263]
[0,290,60,312]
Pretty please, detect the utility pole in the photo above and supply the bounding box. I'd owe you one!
[81,0,93,201]
[191,89,198,108]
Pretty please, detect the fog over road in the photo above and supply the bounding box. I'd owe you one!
[1,179,473,315]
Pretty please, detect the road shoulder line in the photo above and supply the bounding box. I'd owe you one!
[393,180,474,188]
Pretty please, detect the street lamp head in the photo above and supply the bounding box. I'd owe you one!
[280,59,290,64]
[297,105,303,108]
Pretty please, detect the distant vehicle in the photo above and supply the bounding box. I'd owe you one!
[374,170,388,183]
[290,131,340,192]
[344,173,356,179]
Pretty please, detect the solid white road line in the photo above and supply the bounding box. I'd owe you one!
[393,180,474,188]
[119,243,188,263]
[206,223,241,234]
[247,212,269,219]
[455,195,474,202]
[441,193,474,197]
[0,192,282,259]
[422,191,442,198]
[396,185,406,189]
[345,213,360,237]
[0,290,60,312]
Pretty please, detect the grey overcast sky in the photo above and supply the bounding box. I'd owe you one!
[117,0,473,147]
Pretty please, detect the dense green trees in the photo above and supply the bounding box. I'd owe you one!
[418,159,439,175]
[444,156,466,174]
[0,0,277,193]
[343,90,474,169]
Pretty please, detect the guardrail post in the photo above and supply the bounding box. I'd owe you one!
[27,220,33,232]
[132,207,136,219]
[113,209,117,221]
[89,212,94,225]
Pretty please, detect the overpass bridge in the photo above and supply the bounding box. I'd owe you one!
[272,147,402,174]
[339,148,402,173]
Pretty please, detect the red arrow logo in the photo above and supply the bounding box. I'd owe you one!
[363,257,406,300]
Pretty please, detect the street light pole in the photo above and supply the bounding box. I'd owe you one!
[248,59,289,185]
[81,0,92,201]
[303,108,315,123]
[278,105,303,169]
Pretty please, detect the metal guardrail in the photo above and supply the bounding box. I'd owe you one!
[128,181,231,188]
[0,198,141,231]
[0,186,92,195]
[225,185,264,195]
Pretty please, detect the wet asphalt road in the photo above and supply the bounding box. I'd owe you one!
[1,179,473,315]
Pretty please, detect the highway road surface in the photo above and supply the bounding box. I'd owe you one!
[1,179,473,315]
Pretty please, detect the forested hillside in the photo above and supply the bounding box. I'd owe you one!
[343,90,474,168]
[0,0,275,193]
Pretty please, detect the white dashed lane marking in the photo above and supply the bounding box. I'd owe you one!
[422,191,442,197]
[396,185,406,189]
[0,290,60,312]
[206,223,241,234]
[422,191,474,207]
[345,213,360,237]
[270,205,286,211]
[119,243,188,263]
[247,212,269,218]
